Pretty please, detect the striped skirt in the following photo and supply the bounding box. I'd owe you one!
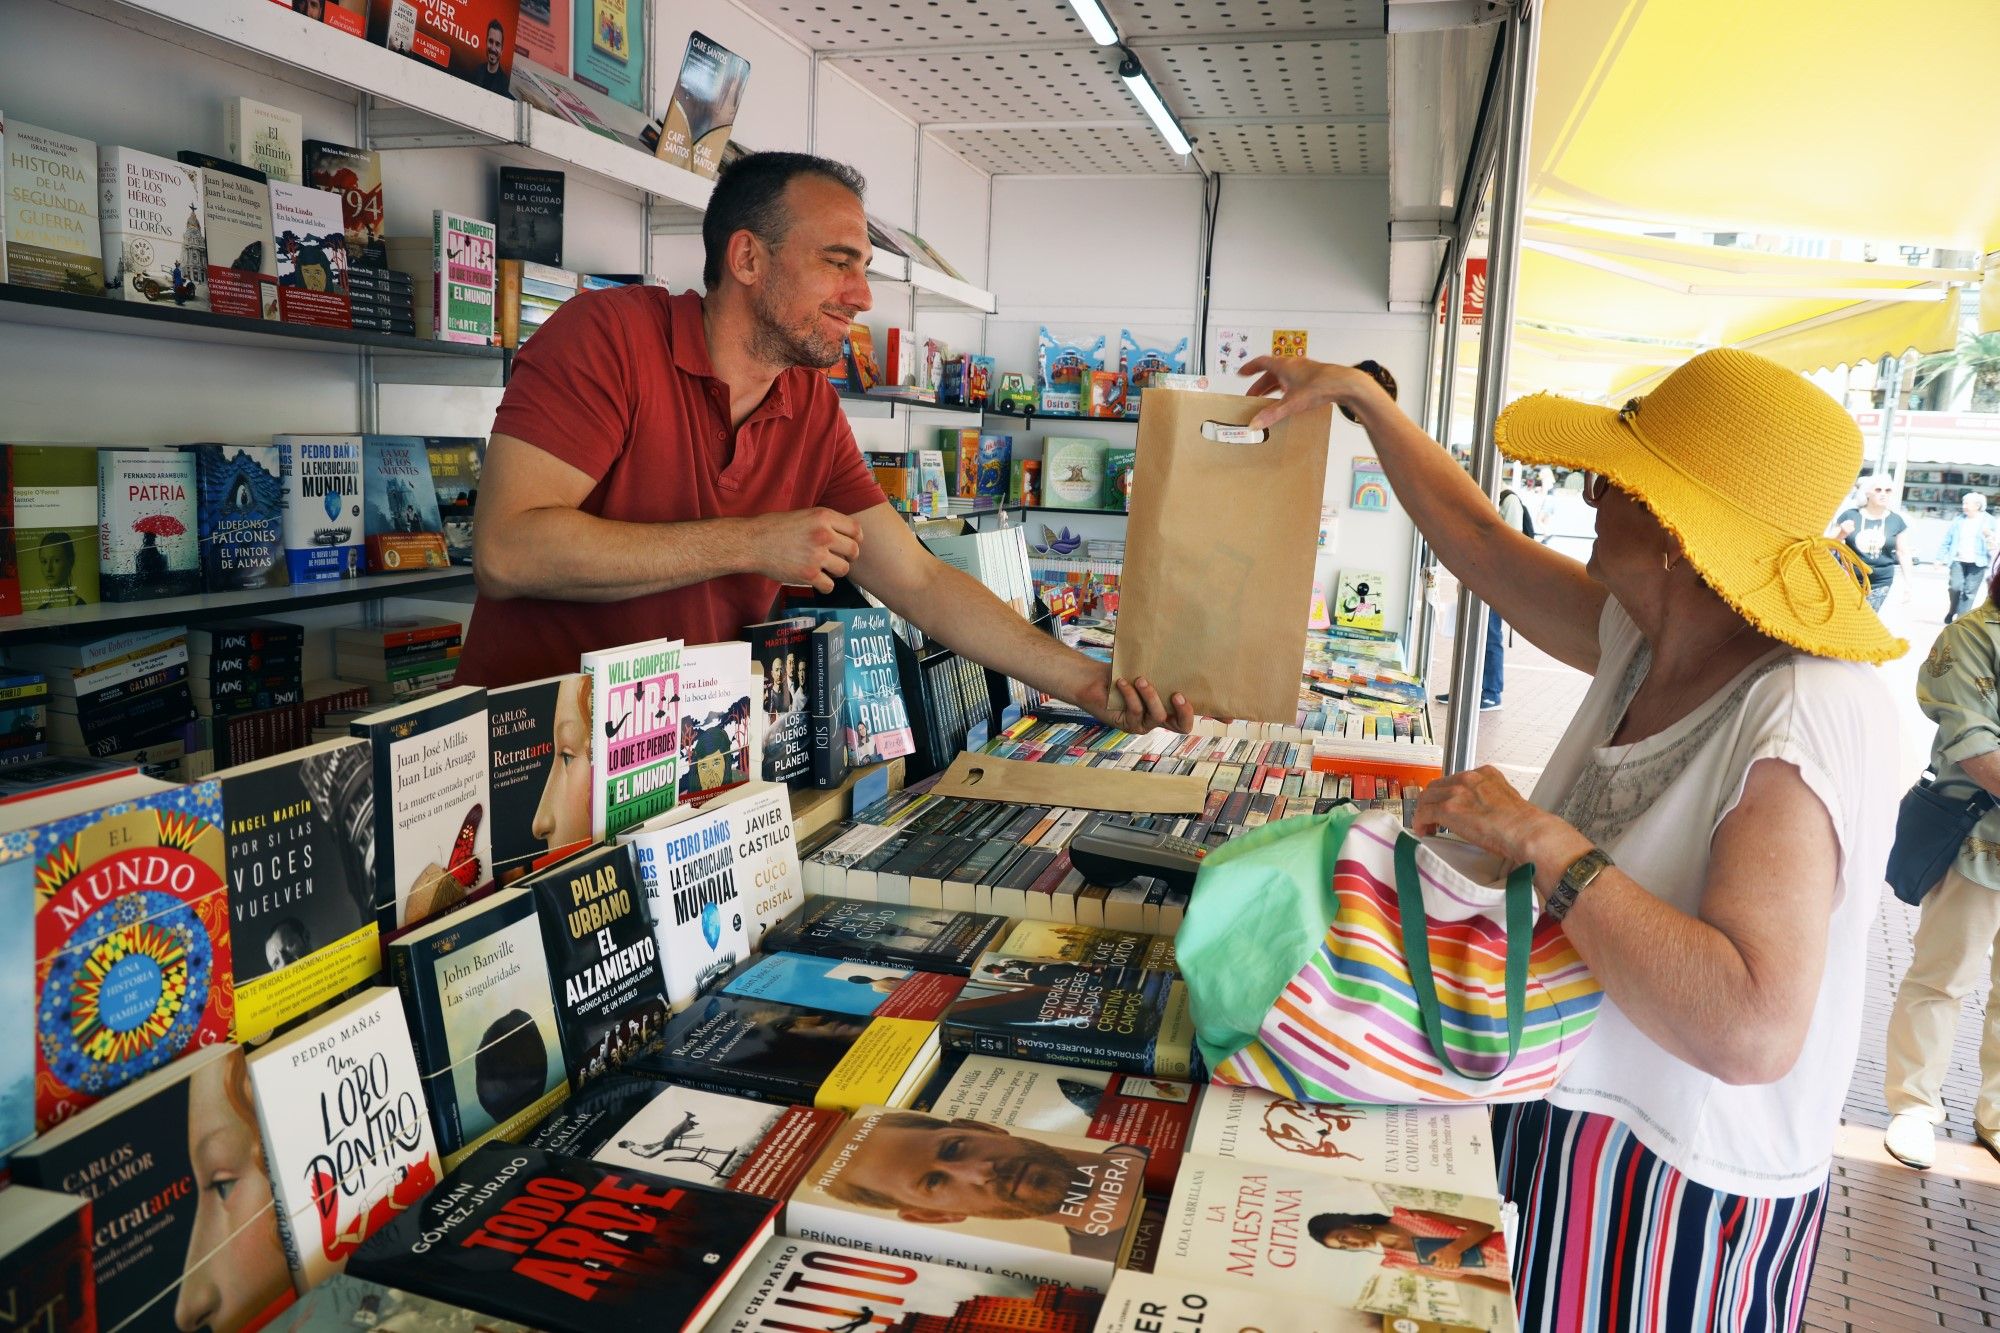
[1492,1100,1828,1332]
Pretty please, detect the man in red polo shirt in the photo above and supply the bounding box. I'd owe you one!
[459,151,1189,733]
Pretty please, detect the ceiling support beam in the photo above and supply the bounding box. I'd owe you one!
[815,29,1385,61]
[921,114,1387,132]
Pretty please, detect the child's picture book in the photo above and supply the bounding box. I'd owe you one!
[1351,456,1391,511]
[1037,328,1106,415]
[1335,570,1387,632]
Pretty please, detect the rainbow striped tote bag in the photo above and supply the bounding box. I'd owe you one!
[1179,806,1602,1104]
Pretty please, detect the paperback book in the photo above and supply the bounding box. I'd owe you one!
[589,1082,842,1202]
[659,32,751,179]
[9,1045,293,1333]
[787,1106,1148,1289]
[1097,1271,1357,1333]
[524,841,671,1084]
[432,210,497,344]
[581,635,683,837]
[3,121,103,294]
[216,737,379,1038]
[761,897,1009,976]
[512,0,571,76]
[194,444,288,591]
[350,685,492,930]
[572,0,647,109]
[745,616,812,784]
[387,884,569,1167]
[424,436,484,565]
[225,97,303,184]
[676,640,755,800]
[497,165,564,265]
[1335,570,1388,633]
[97,448,201,600]
[269,181,352,327]
[807,620,846,789]
[620,797,751,1009]
[811,607,913,764]
[721,951,965,1021]
[246,986,442,1291]
[990,919,1177,972]
[942,957,1198,1079]
[97,147,207,308]
[347,1143,779,1333]
[12,444,100,609]
[1188,1086,1498,1193]
[487,671,593,885]
[303,139,386,269]
[0,1185,95,1333]
[361,435,450,571]
[274,435,365,583]
[366,0,519,94]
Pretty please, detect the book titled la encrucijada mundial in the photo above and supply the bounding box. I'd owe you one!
[193,443,288,591]
[274,435,364,583]
[216,736,380,1039]
[10,1045,294,1333]
[351,685,492,931]
[524,841,670,1086]
[388,883,570,1169]
[346,1142,780,1333]
[762,897,1008,976]
[97,448,201,601]
[246,986,442,1291]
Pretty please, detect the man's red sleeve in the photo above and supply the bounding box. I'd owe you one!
[489,294,635,483]
[812,383,890,515]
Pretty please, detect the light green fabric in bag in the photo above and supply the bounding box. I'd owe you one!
[1178,807,1363,1074]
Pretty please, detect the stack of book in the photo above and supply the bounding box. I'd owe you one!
[189,619,303,759]
[346,263,415,336]
[333,615,462,702]
[8,626,197,771]
[496,259,578,348]
[215,676,374,767]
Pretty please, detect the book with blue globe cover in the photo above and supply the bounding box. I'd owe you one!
[274,434,364,583]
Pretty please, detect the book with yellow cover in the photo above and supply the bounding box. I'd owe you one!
[629,992,938,1111]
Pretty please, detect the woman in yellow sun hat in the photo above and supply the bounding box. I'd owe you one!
[1243,346,1903,1333]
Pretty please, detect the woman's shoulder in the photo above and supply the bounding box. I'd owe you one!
[1737,649,1897,756]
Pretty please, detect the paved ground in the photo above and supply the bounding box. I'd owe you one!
[1426,564,2000,1330]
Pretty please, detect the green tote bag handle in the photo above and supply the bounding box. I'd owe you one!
[1392,832,1535,1082]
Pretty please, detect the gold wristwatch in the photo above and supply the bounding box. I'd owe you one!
[1546,847,1612,922]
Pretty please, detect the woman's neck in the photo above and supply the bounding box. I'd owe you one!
[1863,499,1889,518]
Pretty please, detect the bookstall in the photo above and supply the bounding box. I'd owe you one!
[0,0,1522,1329]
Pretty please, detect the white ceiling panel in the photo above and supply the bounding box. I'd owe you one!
[750,0,1093,50]
[1192,121,1387,175]
[930,125,1196,176]
[836,46,1133,123]
[1154,39,1386,120]
[1110,0,1385,37]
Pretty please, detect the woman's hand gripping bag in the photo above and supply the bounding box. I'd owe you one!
[1177,807,1603,1104]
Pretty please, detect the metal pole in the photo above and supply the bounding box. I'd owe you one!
[1416,253,1468,684]
[1875,353,1900,477]
[1444,0,1538,776]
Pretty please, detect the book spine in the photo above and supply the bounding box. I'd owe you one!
[386,943,463,1157]
[432,210,448,345]
[810,629,847,789]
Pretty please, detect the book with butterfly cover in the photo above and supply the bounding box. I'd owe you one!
[581,635,683,838]
[349,686,491,931]
[520,842,670,1087]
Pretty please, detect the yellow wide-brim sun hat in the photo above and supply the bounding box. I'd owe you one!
[1493,346,1907,664]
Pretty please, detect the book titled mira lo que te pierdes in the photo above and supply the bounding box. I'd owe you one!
[583,635,683,838]
[433,209,496,345]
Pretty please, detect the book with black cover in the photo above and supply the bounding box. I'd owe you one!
[522,842,670,1086]
[761,897,1009,976]
[941,956,1199,1079]
[0,1185,94,1333]
[807,620,846,789]
[744,616,811,784]
[626,992,929,1109]
[497,166,564,266]
[347,1143,779,1333]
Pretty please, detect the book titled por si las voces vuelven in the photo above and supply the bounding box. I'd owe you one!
[193,443,287,592]
[268,181,351,327]
[581,635,683,838]
[0,1184,95,1333]
[3,121,104,294]
[359,436,450,572]
[762,896,1008,977]
[423,436,484,567]
[744,616,812,784]
[521,842,670,1087]
[246,986,442,1292]
[786,1105,1148,1290]
[348,1143,777,1333]
[214,737,379,1040]
[10,1045,294,1333]
[810,607,913,765]
[97,449,201,601]
[97,146,207,310]
[432,209,496,345]
[706,1237,1109,1332]
[303,139,386,270]
[274,435,364,584]
[488,671,593,887]
[386,884,569,1169]
[177,151,280,320]
[350,685,491,931]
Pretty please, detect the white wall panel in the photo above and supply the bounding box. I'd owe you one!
[815,65,918,230]
[1209,177,1392,314]
[653,3,815,155]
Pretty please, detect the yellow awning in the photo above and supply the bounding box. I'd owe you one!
[1532,1,2000,254]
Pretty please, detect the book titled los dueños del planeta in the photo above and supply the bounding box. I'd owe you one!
[346,1142,779,1333]
[523,841,670,1087]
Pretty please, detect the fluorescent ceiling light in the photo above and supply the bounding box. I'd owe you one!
[1119,54,1192,157]
[1067,0,1119,45]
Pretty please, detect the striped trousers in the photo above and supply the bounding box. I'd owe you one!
[1492,1100,1829,1332]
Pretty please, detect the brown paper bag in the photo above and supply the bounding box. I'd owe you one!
[1111,389,1332,723]
[930,752,1207,814]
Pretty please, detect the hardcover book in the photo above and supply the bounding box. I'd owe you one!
[523,841,670,1084]
[706,1237,1109,1332]
[589,1082,841,1202]
[581,635,683,838]
[215,737,378,1039]
[991,920,1177,972]
[271,1273,537,1333]
[268,181,352,327]
[246,986,442,1291]
[745,616,812,784]
[303,140,386,269]
[761,897,1009,976]
[360,436,450,572]
[806,620,846,789]
[721,951,965,1021]
[1188,1086,1498,1193]
[0,1185,95,1333]
[943,957,1198,1079]
[629,993,939,1112]
[97,147,207,308]
[226,98,303,184]
[365,0,519,93]
[350,685,492,930]
[1043,439,1107,508]
[9,778,231,1131]
[675,640,755,800]
[347,1143,779,1333]
[96,449,201,600]
[10,1045,292,1333]
[194,444,288,591]
[3,121,103,294]
[386,884,569,1167]
[1102,445,1136,511]
[1334,570,1388,633]
[487,671,593,885]
[432,209,496,345]
[512,0,571,76]
[811,607,914,765]
[174,153,278,316]
[10,445,97,610]
[572,0,646,110]
[787,1106,1148,1289]
[423,436,484,565]
[274,435,363,583]
[497,165,564,265]
[659,32,751,179]
[974,435,1012,500]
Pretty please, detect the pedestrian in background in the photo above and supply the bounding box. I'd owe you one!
[1935,492,1997,622]
[1831,474,1910,611]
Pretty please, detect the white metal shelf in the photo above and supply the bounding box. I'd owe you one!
[517,108,712,220]
[0,570,475,646]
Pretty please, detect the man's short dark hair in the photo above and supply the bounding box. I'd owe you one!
[702,152,866,290]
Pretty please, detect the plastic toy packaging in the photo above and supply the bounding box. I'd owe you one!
[1037,327,1107,414]
[1119,331,1190,417]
